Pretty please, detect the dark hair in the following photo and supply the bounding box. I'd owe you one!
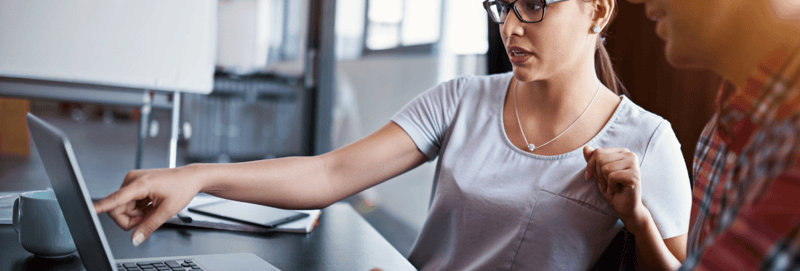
[592,1,627,96]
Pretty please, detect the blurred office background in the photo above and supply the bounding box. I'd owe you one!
[0,0,719,257]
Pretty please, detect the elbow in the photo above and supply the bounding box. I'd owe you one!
[298,182,348,210]
[305,201,335,210]
[294,191,338,210]
[307,154,345,209]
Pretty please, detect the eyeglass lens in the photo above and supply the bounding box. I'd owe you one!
[486,0,545,23]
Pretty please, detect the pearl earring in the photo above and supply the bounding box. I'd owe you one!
[592,25,602,34]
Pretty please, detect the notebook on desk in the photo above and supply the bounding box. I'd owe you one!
[27,113,281,271]
[166,194,322,233]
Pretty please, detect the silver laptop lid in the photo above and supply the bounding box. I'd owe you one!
[27,113,118,271]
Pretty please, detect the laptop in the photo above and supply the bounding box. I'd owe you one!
[27,113,281,271]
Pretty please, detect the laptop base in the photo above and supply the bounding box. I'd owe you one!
[115,253,279,271]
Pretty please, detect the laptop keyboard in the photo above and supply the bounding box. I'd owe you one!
[117,259,204,271]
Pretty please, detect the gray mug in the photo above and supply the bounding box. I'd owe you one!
[12,190,77,258]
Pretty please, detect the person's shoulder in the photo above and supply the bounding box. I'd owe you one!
[464,72,513,88]
[615,95,668,131]
[607,96,675,159]
[446,72,512,97]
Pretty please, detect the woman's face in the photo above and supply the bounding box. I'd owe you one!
[500,0,599,82]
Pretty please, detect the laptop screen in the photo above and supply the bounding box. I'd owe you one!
[27,113,118,271]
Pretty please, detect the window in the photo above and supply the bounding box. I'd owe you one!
[364,0,443,53]
[335,0,487,58]
[442,0,488,55]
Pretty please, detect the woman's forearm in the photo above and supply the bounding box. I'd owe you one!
[628,208,682,270]
[183,123,427,211]
[194,155,339,210]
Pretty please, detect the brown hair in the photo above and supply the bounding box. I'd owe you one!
[591,1,627,96]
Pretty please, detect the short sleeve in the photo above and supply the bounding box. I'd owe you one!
[391,76,470,161]
[640,120,693,239]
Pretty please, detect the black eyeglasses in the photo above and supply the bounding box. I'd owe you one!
[483,0,570,24]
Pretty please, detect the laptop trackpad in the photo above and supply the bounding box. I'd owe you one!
[195,253,280,271]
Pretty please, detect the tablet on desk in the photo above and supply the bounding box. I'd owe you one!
[188,200,309,228]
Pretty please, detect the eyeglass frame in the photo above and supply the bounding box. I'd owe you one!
[483,0,570,24]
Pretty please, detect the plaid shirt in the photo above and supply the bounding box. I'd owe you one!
[681,46,800,270]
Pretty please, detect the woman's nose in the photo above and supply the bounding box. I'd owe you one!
[500,11,525,38]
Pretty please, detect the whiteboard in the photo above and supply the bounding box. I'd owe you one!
[0,0,217,94]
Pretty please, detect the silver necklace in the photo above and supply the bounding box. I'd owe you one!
[513,81,600,152]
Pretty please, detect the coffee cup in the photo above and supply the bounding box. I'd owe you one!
[12,189,76,258]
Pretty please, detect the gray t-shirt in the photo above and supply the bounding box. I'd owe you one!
[391,73,692,270]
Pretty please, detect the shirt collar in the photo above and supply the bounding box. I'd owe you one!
[716,45,800,147]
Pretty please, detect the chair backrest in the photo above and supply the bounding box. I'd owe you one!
[592,229,637,270]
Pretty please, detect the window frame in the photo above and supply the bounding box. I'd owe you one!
[360,0,445,57]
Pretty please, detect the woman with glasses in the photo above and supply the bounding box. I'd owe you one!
[94,0,690,270]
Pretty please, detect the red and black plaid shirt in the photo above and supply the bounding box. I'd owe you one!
[681,46,800,270]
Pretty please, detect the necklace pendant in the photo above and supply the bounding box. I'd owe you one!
[528,144,535,151]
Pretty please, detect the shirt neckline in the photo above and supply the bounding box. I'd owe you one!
[497,73,627,160]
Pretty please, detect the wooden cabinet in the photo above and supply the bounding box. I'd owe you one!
[0,98,30,157]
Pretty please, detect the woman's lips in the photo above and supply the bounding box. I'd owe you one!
[507,47,532,64]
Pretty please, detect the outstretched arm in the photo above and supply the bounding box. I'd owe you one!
[203,121,428,209]
[94,122,427,246]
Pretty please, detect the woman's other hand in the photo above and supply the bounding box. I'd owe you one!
[582,146,650,234]
[93,164,207,246]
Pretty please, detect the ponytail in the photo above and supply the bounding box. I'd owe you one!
[595,41,627,96]
[592,0,627,96]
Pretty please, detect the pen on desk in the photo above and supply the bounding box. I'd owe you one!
[177,211,193,223]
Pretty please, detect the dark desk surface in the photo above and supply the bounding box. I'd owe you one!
[0,202,416,271]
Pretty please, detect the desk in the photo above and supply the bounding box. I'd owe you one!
[0,202,416,271]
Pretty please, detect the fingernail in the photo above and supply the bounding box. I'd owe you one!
[584,171,589,180]
[132,232,144,247]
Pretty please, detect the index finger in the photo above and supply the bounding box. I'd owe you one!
[585,149,598,179]
[94,184,148,214]
[131,200,184,246]
[593,156,610,194]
